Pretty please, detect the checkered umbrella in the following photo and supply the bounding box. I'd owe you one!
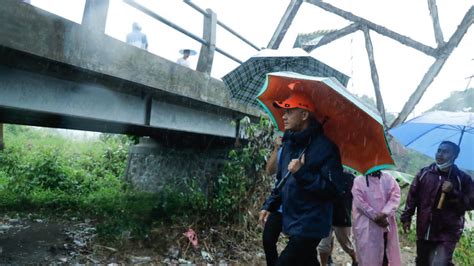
[222,48,349,105]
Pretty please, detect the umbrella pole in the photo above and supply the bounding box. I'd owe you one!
[437,166,454,209]
[275,147,307,191]
[458,126,466,146]
[437,193,446,209]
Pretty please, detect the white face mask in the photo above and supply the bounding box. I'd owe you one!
[436,160,454,171]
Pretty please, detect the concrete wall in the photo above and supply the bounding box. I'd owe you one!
[125,137,229,193]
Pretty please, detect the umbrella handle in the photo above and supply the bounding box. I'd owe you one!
[437,192,446,209]
[275,147,307,191]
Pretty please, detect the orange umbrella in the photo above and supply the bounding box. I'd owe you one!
[257,71,394,175]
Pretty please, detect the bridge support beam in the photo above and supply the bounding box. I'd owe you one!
[125,136,229,193]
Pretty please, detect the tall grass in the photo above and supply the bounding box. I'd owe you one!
[0,120,275,239]
[0,125,155,237]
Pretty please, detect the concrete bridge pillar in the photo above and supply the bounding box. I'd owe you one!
[125,136,229,193]
[197,9,217,74]
[82,0,109,33]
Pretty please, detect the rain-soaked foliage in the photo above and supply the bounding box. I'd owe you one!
[210,117,276,223]
[0,122,472,264]
[0,119,277,238]
[0,124,149,237]
[151,116,277,225]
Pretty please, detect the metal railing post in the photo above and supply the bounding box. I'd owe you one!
[82,0,110,33]
[196,9,217,74]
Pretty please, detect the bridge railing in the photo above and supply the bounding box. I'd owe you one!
[116,0,260,75]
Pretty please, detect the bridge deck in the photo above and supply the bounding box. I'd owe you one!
[0,0,260,138]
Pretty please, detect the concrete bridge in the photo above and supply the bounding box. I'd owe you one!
[0,0,260,141]
[0,0,269,191]
[0,0,348,192]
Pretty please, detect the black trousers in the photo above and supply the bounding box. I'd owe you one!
[263,212,283,266]
[416,239,457,266]
[277,236,321,266]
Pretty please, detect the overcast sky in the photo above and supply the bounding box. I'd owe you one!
[30,0,473,117]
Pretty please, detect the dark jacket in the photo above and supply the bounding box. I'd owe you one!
[466,180,474,211]
[400,163,473,242]
[262,120,343,239]
[332,172,354,227]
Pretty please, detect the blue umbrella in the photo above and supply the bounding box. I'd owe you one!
[389,111,474,170]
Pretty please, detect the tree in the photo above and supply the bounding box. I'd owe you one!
[428,88,474,112]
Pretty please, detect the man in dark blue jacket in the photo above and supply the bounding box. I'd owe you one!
[261,92,344,266]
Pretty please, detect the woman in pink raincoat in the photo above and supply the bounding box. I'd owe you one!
[352,170,401,266]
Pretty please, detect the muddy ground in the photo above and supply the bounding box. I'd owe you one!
[0,213,416,265]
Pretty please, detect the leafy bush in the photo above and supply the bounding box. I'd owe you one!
[0,120,277,238]
[0,125,129,197]
[0,125,142,235]
[210,117,275,223]
[454,229,474,265]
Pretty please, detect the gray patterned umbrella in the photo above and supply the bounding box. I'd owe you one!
[222,48,349,105]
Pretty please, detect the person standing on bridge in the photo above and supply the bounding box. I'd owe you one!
[126,22,148,50]
[176,49,196,68]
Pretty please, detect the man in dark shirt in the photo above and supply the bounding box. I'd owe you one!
[401,141,473,266]
[261,92,344,266]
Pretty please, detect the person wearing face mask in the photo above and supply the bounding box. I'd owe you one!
[400,141,473,266]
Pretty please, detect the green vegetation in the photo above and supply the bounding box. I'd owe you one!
[151,117,275,226]
[428,88,473,112]
[0,119,275,239]
[0,125,155,237]
[454,229,474,265]
[1,116,472,262]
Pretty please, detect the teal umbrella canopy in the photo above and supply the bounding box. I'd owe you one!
[256,71,394,175]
